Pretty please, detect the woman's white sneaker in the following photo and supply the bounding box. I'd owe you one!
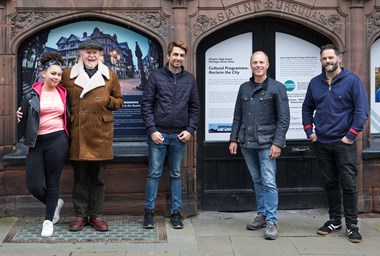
[41,220,54,237]
[52,199,64,224]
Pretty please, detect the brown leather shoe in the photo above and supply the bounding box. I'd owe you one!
[89,217,109,232]
[69,217,88,232]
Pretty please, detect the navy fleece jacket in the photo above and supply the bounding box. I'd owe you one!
[302,68,369,143]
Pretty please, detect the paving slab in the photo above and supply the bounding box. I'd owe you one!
[0,210,379,256]
[291,236,365,255]
[231,236,300,256]
[196,236,233,253]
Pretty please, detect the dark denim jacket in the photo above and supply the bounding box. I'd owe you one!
[230,77,290,148]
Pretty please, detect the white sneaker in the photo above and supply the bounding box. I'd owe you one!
[52,199,64,224]
[41,220,54,237]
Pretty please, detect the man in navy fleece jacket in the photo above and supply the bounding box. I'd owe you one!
[302,44,369,243]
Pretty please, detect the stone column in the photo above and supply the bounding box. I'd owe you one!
[171,0,197,216]
[348,0,371,213]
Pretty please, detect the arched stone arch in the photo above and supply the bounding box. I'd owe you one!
[8,10,170,53]
[191,11,345,57]
[367,9,380,46]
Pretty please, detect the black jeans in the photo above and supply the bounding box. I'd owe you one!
[72,161,105,218]
[315,141,358,226]
[25,130,68,221]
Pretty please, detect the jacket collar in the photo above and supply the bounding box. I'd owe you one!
[32,82,44,96]
[164,63,184,77]
[70,60,110,98]
[322,67,351,83]
[32,81,66,98]
[249,76,269,90]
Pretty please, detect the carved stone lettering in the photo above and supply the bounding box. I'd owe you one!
[192,0,343,38]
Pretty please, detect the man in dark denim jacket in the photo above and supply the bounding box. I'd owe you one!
[229,51,290,240]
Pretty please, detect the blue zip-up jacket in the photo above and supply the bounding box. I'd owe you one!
[302,68,369,143]
[141,64,200,135]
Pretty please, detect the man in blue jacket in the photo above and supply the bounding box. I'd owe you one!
[302,44,369,243]
[141,40,200,229]
[229,51,290,240]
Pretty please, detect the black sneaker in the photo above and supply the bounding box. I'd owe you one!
[317,220,342,235]
[170,210,183,229]
[346,224,362,243]
[143,209,155,229]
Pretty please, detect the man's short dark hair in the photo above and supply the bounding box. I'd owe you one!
[320,44,340,56]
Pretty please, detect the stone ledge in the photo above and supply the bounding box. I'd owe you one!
[362,138,380,159]
[2,142,148,167]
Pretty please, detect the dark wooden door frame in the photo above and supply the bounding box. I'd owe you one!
[196,17,331,211]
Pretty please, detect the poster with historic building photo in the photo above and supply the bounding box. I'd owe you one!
[19,21,162,138]
[371,39,380,133]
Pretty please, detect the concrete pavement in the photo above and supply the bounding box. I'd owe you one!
[0,208,379,256]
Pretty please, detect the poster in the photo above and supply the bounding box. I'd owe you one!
[205,33,253,141]
[371,39,380,133]
[19,21,161,138]
[275,32,321,140]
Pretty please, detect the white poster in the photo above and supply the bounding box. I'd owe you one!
[371,39,380,133]
[275,32,321,140]
[205,33,253,141]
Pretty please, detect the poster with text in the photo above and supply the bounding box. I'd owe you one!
[205,33,253,141]
[275,32,321,140]
[371,39,380,133]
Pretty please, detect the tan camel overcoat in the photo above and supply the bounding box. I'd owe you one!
[61,61,123,161]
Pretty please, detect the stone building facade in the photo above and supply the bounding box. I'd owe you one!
[1,0,380,217]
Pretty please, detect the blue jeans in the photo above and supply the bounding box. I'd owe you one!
[241,147,278,224]
[145,133,186,213]
[315,141,358,226]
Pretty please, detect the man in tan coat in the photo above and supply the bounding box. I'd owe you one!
[61,40,123,232]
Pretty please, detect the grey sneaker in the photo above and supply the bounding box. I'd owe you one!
[264,221,278,240]
[247,215,266,230]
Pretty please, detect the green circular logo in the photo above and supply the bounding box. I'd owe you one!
[284,80,295,92]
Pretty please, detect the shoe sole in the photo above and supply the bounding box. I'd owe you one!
[171,224,184,229]
[69,223,87,232]
[247,224,266,230]
[317,228,341,235]
[349,239,362,243]
[41,233,53,238]
[88,222,109,232]
[142,224,155,229]
[264,234,277,240]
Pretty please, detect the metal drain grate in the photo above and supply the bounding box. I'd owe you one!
[3,216,167,243]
